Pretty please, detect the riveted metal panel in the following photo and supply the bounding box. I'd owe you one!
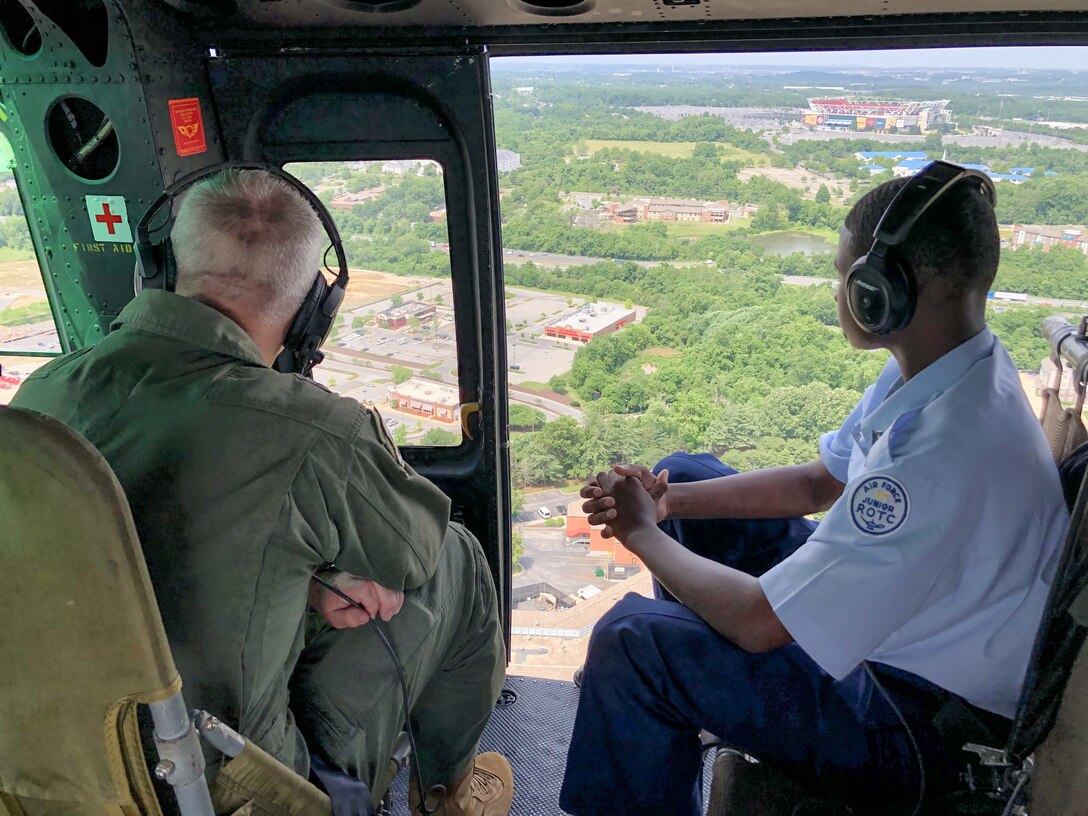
[0,0,225,348]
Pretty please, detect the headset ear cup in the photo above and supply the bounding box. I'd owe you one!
[846,254,916,336]
[846,255,887,334]
[161,236,177,292]
[880,258,917,335]
[133,237,172,293]
[284,274,328,354]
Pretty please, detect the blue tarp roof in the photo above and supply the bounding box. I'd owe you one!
[857,151,928,160]
[895,159,931,170]
[1009,167,1035,174]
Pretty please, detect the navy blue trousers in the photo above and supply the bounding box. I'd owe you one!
[559,453,967,816]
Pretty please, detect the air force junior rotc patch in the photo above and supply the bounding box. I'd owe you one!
[849,475,909,536]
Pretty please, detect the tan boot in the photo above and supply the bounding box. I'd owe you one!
[409,752,514,816]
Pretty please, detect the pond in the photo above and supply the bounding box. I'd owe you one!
[750,230,835,256]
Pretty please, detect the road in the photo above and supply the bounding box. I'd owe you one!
[503,248,705,270]
[516,488,581,523]
[504,252,1088,311]
[509,385,583,420]
[779,276,1083,311]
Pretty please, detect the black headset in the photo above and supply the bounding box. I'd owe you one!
[846,159,996,336]
[133,161,349,377]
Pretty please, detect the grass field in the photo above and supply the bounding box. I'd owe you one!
[515,380,552,392]
[759,226,841,243]
[663,220,749,238]
[0,247,35,263]
[575,140,768,167]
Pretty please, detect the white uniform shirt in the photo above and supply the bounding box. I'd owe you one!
[760,328,1069,717]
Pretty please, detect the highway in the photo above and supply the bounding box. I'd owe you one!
[503,248,1088,311]
[780,275,1088,310]
[503,248,706,269]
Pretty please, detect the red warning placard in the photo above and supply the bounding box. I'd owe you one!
[168,97,207,157]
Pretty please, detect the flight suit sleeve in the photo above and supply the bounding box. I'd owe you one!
[759,463,952,680]
[331,406,452,591]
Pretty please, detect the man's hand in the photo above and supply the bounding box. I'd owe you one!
[581,464,669,538]
[583,468,661,547]
[309,571,405,629]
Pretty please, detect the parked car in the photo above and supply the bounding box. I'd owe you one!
[536,507,552,520]
[384,417,400,428]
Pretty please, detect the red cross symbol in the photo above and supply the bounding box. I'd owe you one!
[95,203,123,234]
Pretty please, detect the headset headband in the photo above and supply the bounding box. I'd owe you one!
[867,159,996,261]
[136,160,349,288]
[135,161,349,377]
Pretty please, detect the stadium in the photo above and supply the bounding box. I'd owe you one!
[802,97,952,132]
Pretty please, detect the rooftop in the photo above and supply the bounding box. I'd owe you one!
[377,300,435,319]
[856,150,928,160]
[387,377,460,405]
[546,303,637,335]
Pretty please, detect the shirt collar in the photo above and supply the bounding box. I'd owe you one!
[859,327,995,446]
[111,290,268,367]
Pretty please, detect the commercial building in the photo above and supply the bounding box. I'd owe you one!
[375,301,437,329]
[496,150,522,172]
[544,303,637,344]
[386,378,460,423]
[566,505,643,568]
[609,204,639,224]
[804,98,952,133]
[329,185,387,210]
[598,197,730,224]
[1012,225,1088,255]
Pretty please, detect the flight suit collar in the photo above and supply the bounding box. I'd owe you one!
[856,327,995,454]
[111,290,268,367]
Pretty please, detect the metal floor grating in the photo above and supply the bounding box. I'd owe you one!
[385,674,716,816]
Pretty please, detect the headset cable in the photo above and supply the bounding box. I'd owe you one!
[310,572,445,816]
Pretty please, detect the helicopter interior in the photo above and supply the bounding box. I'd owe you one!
[2,1,1088,815]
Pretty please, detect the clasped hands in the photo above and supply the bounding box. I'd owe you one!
[309,570,405,630]
[581,464,670,546]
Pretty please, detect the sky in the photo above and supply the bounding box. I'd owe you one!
[495,47,1088,72]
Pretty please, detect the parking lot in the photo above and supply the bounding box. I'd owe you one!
[322,277,640,414]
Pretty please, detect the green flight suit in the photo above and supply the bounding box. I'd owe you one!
[11,290,505,796]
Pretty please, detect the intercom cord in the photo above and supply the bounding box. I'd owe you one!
[310,572,446,816]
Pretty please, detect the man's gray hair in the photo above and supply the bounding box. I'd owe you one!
[172,169,325,322]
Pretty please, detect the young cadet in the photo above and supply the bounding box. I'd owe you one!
[12,169,512,816]
[559,163,1069,816]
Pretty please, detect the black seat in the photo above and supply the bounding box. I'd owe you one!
[1005,441,1088,813]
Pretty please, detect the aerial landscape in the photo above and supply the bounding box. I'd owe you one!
[2,47,1087,678]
